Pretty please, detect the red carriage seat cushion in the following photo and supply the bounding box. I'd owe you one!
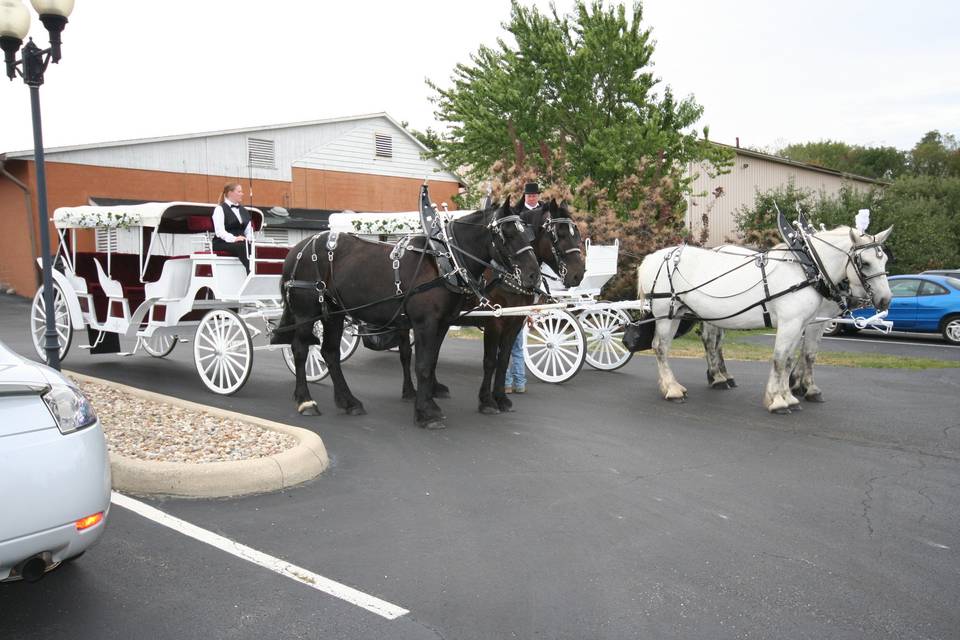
[187,215,214,232]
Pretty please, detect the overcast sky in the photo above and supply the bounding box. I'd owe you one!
[1,0,957,155]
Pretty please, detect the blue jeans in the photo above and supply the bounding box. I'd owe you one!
[504,331,526,388]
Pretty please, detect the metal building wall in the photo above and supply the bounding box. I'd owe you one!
[685,151,882,246]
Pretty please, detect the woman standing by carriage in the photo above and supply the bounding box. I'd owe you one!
[212,182,253,271]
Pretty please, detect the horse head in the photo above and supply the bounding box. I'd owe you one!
[535,199,585,288]
[490,197,542,290]
[845,226,894,311]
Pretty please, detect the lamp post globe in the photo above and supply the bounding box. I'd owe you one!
[0,0,30,78]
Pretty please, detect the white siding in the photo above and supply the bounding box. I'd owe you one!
[30,115,458,184]
[685,151,882,246]
[293,117,453,180]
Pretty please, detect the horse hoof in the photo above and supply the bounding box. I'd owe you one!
[789,403,802,411]
[298,401,321,416]
[806,393,825,403]
[710,380,730,390]
[667,397,686,404]
[433,384,451,399]
[726,378,737,388]
[479,405,500,415]
[772,407,791,415]
[346,405,367,416]
[419,419,447,430]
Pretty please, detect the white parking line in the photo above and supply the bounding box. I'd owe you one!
[111,492,409,620]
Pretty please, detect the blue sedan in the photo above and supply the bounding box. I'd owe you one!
[830,274,960,344]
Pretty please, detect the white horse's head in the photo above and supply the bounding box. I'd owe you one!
[846,226,894,311]
[809,226,894,311]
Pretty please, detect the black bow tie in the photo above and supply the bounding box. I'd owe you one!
[229,204,239,209]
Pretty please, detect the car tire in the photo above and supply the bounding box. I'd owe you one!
[822,320,843,337]
[941,315,960,345]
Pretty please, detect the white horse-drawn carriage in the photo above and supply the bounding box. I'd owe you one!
[30,202,358,395]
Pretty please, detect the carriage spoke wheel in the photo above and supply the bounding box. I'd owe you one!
[30,284,72,362]
[282,321,329,383]
[340,320,361,362]
[194,310,253,395]
[579,308,633,371]
[523,310,586,383]
[141,333,178,358]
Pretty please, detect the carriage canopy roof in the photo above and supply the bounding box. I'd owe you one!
[52,201,263,229]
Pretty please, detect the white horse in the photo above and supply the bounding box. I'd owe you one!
[632,226,893,413]
[699,298,839,401]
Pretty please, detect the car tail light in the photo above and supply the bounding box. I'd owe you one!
[42,384,98,434]
[76,512,104,531]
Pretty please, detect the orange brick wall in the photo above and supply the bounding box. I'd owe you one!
[0,160,460,297]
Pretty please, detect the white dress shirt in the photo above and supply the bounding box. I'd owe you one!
[212,199,253,243]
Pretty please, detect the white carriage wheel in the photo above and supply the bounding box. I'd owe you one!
[580,308,634,371]
[523,310,586,383]
[193,310,253,395]
[142,333,178,358]
[340,320,361,362]
[281,321,329,383]
[30,284,72,362]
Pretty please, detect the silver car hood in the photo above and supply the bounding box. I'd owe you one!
[0,342,63,389]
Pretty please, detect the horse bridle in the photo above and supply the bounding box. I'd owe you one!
[540,215,582,282]
[447,213,535,287]
[805,233,889,308]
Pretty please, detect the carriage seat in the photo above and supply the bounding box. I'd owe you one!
[252,244,290,275]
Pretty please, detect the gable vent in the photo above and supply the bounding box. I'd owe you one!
[374,133,393,158]
[247,138,276,169]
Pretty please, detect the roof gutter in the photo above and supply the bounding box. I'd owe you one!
[0,154,40,287]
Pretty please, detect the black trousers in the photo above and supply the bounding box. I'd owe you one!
[212,238,250,272]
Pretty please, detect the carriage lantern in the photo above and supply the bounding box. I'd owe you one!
[0,0,75,369]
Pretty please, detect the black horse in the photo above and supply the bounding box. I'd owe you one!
[396,199,585,414]
[274,199,541,429]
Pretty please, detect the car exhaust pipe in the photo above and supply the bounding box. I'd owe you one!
[16,555,48,583]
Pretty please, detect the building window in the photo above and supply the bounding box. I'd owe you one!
[248,138,276,169]
[95,228,117,252]
[374,133,393,159]
[263,227,289,244]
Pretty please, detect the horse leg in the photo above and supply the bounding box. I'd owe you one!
[398,330,417,401]
[700,323,733,389]
[413,327,447,429]
[321,317,366,416]
[292,321,321,415]
[764,322,805,414]
[478,322,501,414]
[653,318,688,402]
[792,323,826,402]
[493,323,521,413]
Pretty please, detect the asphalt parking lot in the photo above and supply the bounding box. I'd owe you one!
[1,293,958,640]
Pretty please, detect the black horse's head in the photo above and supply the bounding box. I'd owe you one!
[489,197,541,290]
[533,199,584,288]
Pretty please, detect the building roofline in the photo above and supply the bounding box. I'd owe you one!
[713,141,890,185]
[4,112,427,158]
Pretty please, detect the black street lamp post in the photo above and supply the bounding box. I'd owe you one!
[0,0,75,370]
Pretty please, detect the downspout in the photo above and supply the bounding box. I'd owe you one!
[0,154,40,287]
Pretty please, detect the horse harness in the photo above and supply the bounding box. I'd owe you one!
[643,218,888,327]
[280,213,537,332]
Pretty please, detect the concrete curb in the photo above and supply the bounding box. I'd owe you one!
[65,371,329,499]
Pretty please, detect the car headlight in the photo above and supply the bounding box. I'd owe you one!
[42,384,98,434]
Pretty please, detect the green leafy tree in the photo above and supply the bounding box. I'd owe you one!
[910,130,960,177]
[777,140,906,180]
[427,1,731,297]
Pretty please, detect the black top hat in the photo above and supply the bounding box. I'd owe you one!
[523,182,540,195]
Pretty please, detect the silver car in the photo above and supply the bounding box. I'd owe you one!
[0,340,111,582]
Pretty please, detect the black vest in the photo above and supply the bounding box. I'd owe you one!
[222,202,250,235]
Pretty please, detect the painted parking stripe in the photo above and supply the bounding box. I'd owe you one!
[111,491,408,620]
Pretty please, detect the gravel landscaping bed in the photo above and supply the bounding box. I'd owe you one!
[74,378,298,464]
